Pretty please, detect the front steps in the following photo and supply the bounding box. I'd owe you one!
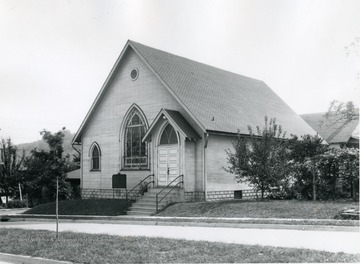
[127,187,182,216]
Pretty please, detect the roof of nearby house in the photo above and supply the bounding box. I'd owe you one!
[300,112,359,144]
[66,169,80,179]
[73,40,316,143]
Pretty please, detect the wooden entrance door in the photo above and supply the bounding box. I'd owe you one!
[157,145,179,186]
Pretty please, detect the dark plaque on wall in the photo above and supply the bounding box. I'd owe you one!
[112,173,126,189]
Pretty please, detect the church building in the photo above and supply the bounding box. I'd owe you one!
[72,40,316,205]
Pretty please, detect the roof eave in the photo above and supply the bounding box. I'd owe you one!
[72,40,206,144]
[72,40,133,144]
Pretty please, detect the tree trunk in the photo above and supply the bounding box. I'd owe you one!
[312,160,316,201]
[353,179,357,201]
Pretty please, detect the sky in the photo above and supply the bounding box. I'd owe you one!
[0,0,359,144]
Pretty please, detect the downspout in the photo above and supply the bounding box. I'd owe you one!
[203,132,209,201]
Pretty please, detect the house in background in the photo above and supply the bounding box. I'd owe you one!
[301,113,359,149]
[72,40,316,210]
[66,169,81,199]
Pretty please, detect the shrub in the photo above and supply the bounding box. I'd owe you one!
[7,199,27,208]
[316,148,359,200]
[288,160,314,200]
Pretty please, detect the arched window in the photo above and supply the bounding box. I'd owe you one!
[90,143,101,171]
[123,107,148,169]
[160,124,178,145]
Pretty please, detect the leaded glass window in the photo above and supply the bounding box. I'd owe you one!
[124,110,148,169]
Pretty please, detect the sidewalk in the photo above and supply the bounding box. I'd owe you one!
[2,221,360,254]
[0,252,72,264]
[0,208,29,216]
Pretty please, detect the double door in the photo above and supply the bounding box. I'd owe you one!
[157,145,179,186]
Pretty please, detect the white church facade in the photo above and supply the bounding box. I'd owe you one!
[72,40,316,203]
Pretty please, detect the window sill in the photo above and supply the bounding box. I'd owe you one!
[121,168,150,172]
[90,169,101,172]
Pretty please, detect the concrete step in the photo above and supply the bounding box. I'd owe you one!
[142,191,180,199]
[126,187,183,216]
[128,206,159,212]
[140,195,179,201]
[135,201,167,207]
[127,210,155,216]
[146,188,181,194]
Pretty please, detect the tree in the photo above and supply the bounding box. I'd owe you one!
[226,116,288,199]
[344,37,359,81]
[316,148,359,201]
[23,128,72,206]
[0,138,25,205]
[324,100,359,125]
[324,37,360,125]
[287,134,328,200]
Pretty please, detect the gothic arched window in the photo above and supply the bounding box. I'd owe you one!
[159,124,178,145]
[90,143,101,171]
[123,107,148,169]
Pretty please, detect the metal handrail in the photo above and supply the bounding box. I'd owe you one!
[156,175,184,213]
[125,174,154,201]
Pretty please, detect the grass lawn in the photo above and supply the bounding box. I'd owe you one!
[24,199,128,216]
[157,199,359,219]
[0,228,359,263]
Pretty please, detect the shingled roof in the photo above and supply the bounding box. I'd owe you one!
[131,41,315,137]
[301,112,359,144]
[73,40,316,143]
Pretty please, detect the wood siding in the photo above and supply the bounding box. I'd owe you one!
[81,48,203,191]
[206,134,250,191]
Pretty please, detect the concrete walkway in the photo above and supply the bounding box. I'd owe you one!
[2,221,360,254]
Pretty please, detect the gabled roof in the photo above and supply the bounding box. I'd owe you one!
[143,109,200,142]
[300,112,359,144]
[73,40,316,143]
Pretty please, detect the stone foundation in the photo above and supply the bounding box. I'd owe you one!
[184,192,206,202]
[206,189,263,201]
[81,188,264,202]
[81,188,138,199]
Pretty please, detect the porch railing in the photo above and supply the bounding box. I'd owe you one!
[125,174,154,202]
[156,174,184,213]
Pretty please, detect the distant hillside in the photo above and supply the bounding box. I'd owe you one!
[17,130,78,159]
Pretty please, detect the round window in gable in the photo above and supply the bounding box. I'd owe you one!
[130,68,139,81]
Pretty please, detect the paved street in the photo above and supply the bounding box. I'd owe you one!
[1,221,360,254]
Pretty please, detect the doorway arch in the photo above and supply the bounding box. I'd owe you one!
[157,123,180,186]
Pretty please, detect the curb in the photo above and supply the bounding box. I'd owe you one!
[0,252,73,264]
[2,214,359,232]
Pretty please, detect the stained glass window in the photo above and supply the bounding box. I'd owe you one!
[124,110,148,169]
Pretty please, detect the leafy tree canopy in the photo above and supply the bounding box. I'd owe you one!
[0,138,25,204]
[324,100,359,125]
[226,116,288,199]
[24,128,72,206]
